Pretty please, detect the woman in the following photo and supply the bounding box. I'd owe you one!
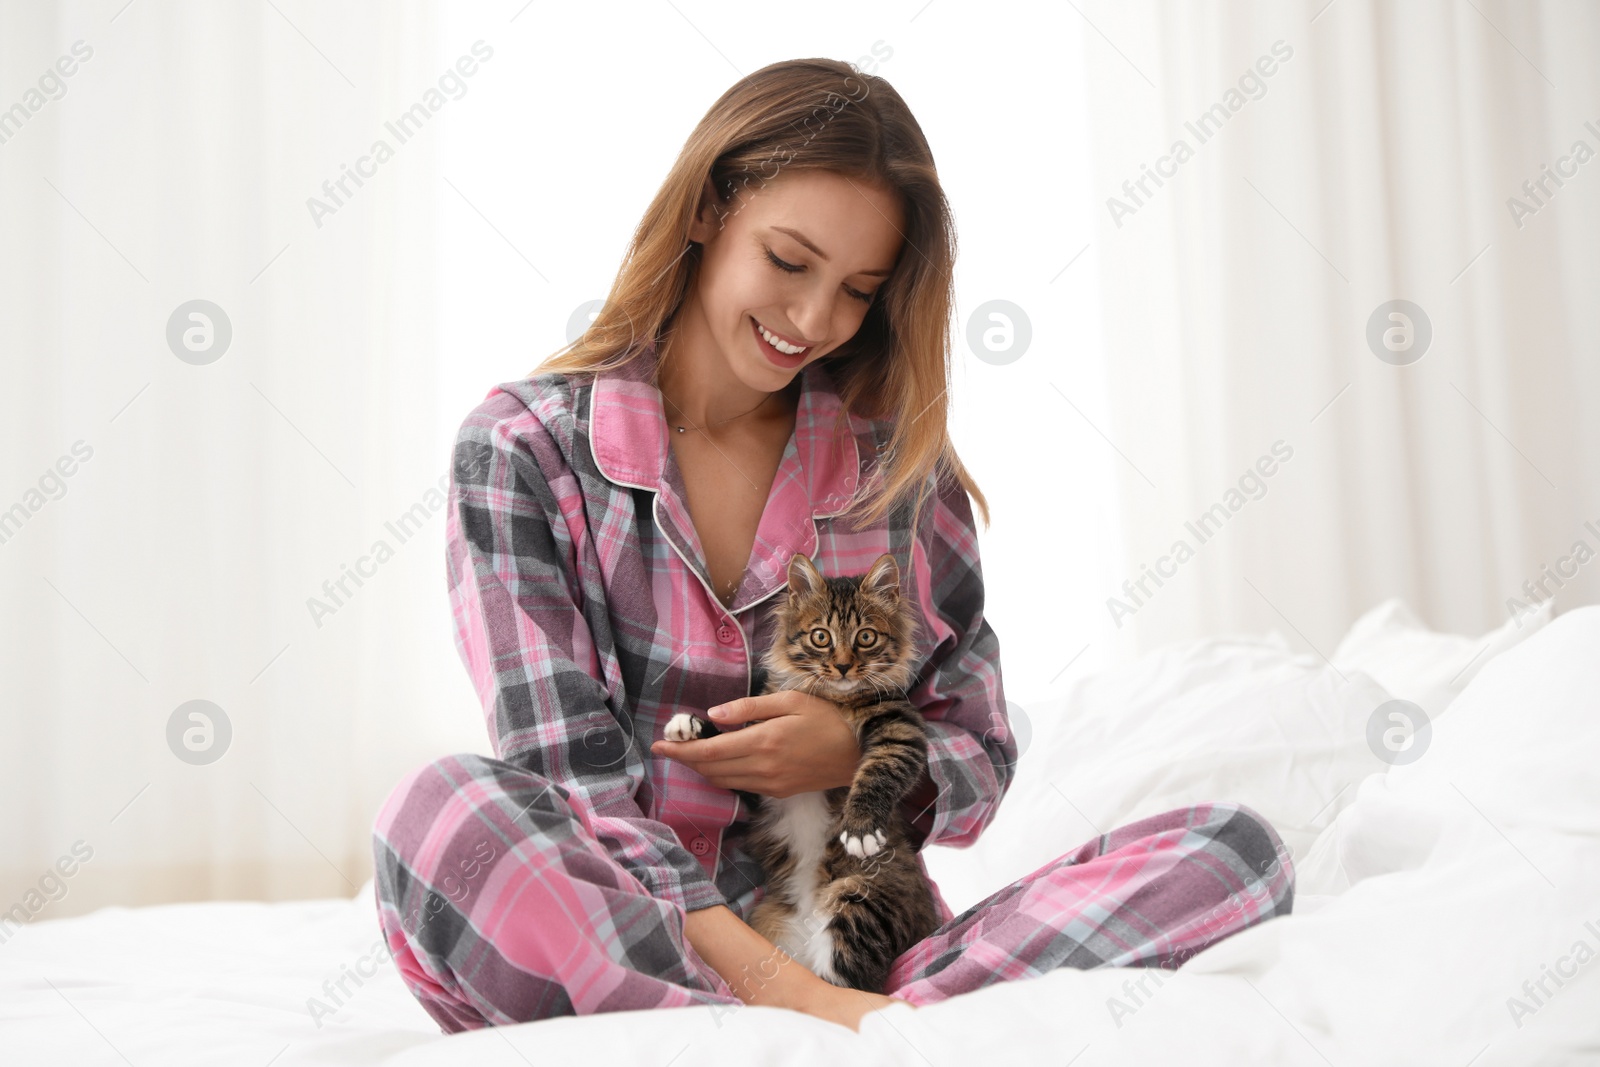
[371,57,1294,1035]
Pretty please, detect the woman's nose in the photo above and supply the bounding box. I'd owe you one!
[790,295,831,346]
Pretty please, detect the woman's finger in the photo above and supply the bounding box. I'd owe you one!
[703,775,778,793]
[707,691,797,725]
[652,723,759,762]
[684,754,769,779]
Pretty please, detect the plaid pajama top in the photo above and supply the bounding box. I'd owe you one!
[445,338,1016,924]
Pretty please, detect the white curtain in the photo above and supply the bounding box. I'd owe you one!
[11,0,1595,918]
[0,1,484,914]
[3,0,1123,916]
[1079,0,1600,658]
[0,0,1123,915]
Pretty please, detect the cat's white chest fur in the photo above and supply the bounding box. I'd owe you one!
[761,791,841,983]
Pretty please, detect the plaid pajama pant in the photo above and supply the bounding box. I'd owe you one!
[372,752,1295,1032]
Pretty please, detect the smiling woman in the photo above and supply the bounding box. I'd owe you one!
[651,167,907,605]
[535,74,983,533]
[371,55,1293,1040]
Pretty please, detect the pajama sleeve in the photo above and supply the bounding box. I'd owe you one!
[447,397,727,913]
[898,469,1017,851]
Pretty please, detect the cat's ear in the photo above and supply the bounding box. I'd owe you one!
[862,553,900,600]
[786,553,826,598]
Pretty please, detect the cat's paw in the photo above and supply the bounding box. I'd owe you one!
[664,713,708,742]
[838,826,888,858]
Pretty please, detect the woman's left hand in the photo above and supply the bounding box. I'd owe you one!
[651,690,860,796]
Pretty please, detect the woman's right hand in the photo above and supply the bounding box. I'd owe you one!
[680,905,914,1031]
[791,982,913,1032]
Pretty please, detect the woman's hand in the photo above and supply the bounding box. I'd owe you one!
[651,690,860,796]
[681,905,914,1034]
[792,984,915,1032]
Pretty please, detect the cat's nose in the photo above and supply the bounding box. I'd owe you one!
[833,663,850,677]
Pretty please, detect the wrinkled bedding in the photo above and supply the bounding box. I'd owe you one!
[5,601,1594,1065]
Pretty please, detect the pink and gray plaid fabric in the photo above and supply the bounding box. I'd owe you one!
[371,341,1295,1032]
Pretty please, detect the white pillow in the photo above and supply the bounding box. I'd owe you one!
[1330,597,1554,721]
[926,599,1556,914]
[1296,605,1600,899]
[924,633,1392,913]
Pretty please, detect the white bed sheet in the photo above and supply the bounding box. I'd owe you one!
[5,603,1596,1065]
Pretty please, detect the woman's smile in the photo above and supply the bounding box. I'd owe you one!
[751,316,812,370]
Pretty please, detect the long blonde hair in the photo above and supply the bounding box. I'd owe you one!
[535,57,987,528]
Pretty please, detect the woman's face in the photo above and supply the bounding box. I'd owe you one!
[683,168,906,394]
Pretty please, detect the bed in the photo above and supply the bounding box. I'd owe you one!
[6,598,1596,1065]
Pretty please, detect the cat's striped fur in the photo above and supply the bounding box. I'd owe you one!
[664,552,940,992]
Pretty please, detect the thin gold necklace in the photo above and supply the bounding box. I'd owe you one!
[660,390,775,435]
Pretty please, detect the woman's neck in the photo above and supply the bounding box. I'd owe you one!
[655,322,796,431]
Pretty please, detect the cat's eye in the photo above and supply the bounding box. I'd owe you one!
[808,628,833,648]
[854,628,879,648]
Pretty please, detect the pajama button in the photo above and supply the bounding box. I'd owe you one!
[716,623,737,645]
[689,836,712,855]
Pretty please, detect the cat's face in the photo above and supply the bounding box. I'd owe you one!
[766,553,916,698]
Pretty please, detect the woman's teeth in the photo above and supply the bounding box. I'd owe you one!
[758,323,808,355]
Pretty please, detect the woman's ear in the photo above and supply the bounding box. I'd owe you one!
[688,175,730,244]
[861,553,900,599]
[787,553,826,598]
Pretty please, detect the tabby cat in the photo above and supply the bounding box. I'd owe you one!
[664,552,940,993]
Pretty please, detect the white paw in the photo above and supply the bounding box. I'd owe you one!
[839,828,887,858]
[664,713,704,743]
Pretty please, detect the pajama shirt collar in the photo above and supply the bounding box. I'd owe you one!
[587,339,864,616]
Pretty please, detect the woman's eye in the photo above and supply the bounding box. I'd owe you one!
[765,248,802,273]
[765,248,876,305]
[808,628,833,647]
[855,629,879,648]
